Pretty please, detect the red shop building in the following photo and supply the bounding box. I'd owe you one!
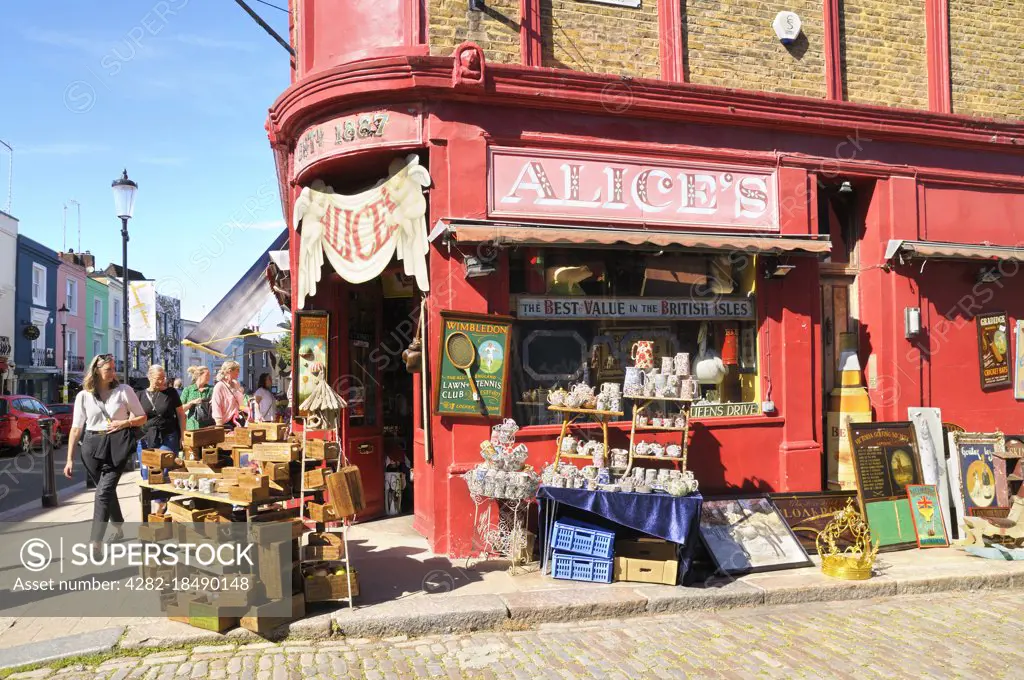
[267,1,1024,557]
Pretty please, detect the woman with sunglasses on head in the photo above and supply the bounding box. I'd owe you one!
[137,364,186,453]
[212,360,245,430]
[64,354,147,550]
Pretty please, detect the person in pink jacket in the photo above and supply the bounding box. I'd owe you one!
[212,360,245,430]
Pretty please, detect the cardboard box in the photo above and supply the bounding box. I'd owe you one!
[301,531,345,561]
[252,442,301,463]
[183,426,225,449]
[240,592,305,636]
[303,467,328,490]
[613,538,678,585]
[141,449,179,469]
[305,438,339,461]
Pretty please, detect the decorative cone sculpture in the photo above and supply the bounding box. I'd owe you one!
[299,361,347,431]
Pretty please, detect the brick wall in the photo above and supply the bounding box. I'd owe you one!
[840,0,927,109]
[684,0,825,99]
[949,0,1024,120]
[428,0,521,64]
[540,0,660,78]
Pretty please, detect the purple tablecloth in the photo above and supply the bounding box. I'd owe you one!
[538,486,703,584]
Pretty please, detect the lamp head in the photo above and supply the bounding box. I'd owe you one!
[111,169,138,220]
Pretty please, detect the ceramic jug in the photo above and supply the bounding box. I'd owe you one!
[630,340,655,369]
[623,366,647,397]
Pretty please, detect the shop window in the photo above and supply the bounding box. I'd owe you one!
[509,249,760,427]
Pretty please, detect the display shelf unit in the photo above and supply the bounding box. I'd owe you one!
[297,421,355,609]
[625,396,692,476]
[548,406,624,467]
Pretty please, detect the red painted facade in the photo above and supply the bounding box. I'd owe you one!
[269,1,1024,557]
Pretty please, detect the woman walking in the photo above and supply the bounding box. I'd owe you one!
[181,365,214,430]
[212,360,245,430]
[63,354,147,548]
[137,365,186,452]
[251,372,276,423]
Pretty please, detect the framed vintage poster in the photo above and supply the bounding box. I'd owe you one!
[769,491,858,551]
[1015,321,1024,400]
[294,311,330,417]
[848,422,924,551]
[976,311,1010,389]
[434,310,514,418]
[947,432,1006,539]
[699,495,813,575]
[906,484,949,548]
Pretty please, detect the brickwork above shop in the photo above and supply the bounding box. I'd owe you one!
[684,0,826,99]
[841,0,928,110]
[949,0,1024,121]
[540,0,661,78]
[428,0,521,64]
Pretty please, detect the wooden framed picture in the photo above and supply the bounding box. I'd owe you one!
[906,484,949,548]
[976,311,1010,390]
[947,431,1006,538]
[769,491,858,551]
[434,310,514,419]
[848,422,924,551]
[699,495,812,575]
[294,311,330,417]
[969,506,1011,520]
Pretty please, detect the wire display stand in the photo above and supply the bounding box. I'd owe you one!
[467,494,532,575]
[298,418,356,610]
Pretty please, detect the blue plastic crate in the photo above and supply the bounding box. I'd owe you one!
[551,518,615,558]
[551,551,614,583]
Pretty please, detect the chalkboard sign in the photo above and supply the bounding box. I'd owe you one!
[434,310,514,418]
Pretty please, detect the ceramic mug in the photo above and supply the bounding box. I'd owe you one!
[636,415,649,426]
[631,340,655,369]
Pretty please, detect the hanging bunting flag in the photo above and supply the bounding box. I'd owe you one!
[292,154,431,306]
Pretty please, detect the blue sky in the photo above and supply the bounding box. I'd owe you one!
[0,0,291,326]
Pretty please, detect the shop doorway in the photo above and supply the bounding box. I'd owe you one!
[335,276,417,522]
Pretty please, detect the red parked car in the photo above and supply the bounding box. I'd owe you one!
[47,404,75,448]
[0,395,58,454]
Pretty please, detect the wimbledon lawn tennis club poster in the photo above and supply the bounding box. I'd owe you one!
[434,311,513,418]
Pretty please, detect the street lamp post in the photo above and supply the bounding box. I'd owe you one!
[57,303,68,402]
[111,170,137,384]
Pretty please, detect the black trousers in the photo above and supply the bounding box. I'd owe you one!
[80,430,132,543]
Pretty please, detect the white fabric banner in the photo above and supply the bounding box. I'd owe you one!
[292,154,431,307]
[128,280,157,342]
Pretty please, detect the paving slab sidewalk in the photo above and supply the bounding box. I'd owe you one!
[2,475,1023,670]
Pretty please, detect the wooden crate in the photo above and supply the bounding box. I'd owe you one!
[168,470,223,483]
[251,511,305,543]
[231,428,268,448]
[187,597,240,633]
[183,461,220,475]
[303,568,359,602]
[302,531,345,561]
[201,446,222,465]
[303,467,328,491]
[183,426,225,449]
[261,462,291,493]
[138,523,173,542]
[229,483,272,504]
[240,592,305,636]
[148,513,172,523]
[167,500,217,523]
[141,449,179,469]
[325,466,364,518]
[307,502,339,523]
[305,439,340,461]
[145,468,168,485]
[248,422,289,442]
[252,442,301,463]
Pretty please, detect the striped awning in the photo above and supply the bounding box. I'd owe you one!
[441,219,831,255]
[885,239,1024,262]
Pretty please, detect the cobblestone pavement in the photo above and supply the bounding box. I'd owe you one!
[8,590,1023,679]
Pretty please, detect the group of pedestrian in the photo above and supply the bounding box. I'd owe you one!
[62,354,280,553]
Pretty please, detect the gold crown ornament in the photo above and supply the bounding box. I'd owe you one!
[816,500,879,580]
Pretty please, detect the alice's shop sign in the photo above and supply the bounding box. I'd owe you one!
[516,296,755,321]
[488,147,779,232]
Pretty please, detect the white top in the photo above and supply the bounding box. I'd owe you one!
[253,387,276,422]
[72,384,146,431]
